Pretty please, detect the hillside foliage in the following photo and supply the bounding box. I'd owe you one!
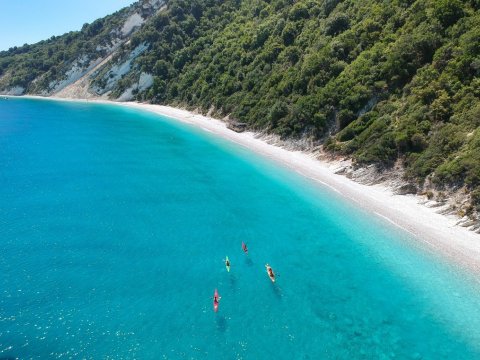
[0,8,130,92]
[1,0,479,206]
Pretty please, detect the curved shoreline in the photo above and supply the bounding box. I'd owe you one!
[9,95,480,276]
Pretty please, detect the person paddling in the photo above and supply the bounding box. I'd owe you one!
[265,264,275,282]
[224,256,231,272]
[213,289,221,312]
[242,241,248,254]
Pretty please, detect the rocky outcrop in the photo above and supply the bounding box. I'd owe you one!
[117,72,154,101]
[0,0,164,98]
[2,86,24,96]
[227,120,247,133]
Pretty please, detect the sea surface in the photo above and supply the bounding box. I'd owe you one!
[1,98,480,359]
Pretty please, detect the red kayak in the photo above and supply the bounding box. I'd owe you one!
[213,289,220,312]
[242,242,248,254]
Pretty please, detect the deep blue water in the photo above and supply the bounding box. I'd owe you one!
[1,98,480,359]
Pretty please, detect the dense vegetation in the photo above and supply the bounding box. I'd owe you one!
[1,0,479,210]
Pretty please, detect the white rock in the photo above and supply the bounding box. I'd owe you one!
[49,56,104,94]
[121,13,144,36]
[98,43,148,93]
[117,72,153,102]
[117,87,135,102]
[138,72,153,91]
[3,86,25,95]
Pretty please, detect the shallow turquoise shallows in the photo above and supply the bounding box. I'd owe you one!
[2,98,480,359]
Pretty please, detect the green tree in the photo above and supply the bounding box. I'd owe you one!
[432,0,464,27]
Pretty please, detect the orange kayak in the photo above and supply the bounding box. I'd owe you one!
[265,264,275,283]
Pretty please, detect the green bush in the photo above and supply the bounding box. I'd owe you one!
[432,0,465,28]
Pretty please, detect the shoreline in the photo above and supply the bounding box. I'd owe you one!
[9,95,480,275]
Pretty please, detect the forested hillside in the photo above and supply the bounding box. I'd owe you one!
[0,0,164,96]
[1,0,479,214]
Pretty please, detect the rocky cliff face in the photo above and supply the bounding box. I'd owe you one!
[0,0,164,99]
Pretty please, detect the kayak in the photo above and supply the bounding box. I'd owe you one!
[225,256,230,272]
[213,289,220,312]
[265,264,275,283]
[242,242,248,254]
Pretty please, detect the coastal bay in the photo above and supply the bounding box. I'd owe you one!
[1,97,480,358]
[1,0,479,358]
[22,95,480,274]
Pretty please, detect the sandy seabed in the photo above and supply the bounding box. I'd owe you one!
[16,95,480,275]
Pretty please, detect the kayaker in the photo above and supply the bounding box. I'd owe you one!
[242,242,248,253]
[267,266,273,277]
[266,264,275,280]
[213,289,221,312]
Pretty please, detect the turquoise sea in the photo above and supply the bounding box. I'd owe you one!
[1,98,480,359]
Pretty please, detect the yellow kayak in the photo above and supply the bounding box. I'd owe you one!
[225,256,230,272]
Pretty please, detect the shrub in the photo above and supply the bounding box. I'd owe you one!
[432,0,464,28]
